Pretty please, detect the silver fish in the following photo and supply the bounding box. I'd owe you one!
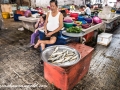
[66,51,69,55]
[50,47,59,58]
[50,52,63,57]
[51,49,67,57]
[69,59,76,62]
[53,47,59,53]
[53,58,64,63]
[61,53,67,59]
[48,47,78,64]
[67,53,74,56]
[72,55,77,59]
[49,54,63,62]
[62,56,73,62]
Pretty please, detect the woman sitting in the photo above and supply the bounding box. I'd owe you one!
[34,0,63,50]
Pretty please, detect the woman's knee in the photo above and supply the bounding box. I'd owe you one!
[49,40,56,44]
[49,37,56,44]
[41,43,45,46]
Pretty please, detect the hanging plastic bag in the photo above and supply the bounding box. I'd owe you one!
[98,5,115,20]
[98,11,115,20]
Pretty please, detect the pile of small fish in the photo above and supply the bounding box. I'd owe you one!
[48,47,78,64]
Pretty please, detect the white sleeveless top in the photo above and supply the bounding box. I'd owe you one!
[47,11,60,31]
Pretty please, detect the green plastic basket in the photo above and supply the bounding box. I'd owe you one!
[64,22,74,28]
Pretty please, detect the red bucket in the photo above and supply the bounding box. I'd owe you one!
[70,13,79,20]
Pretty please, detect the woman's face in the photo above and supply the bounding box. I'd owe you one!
[40,16,44,22]
[50,2,57,12]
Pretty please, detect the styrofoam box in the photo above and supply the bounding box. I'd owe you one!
[97,33,113,46]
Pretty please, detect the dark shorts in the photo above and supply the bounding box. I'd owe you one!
[42,30,59,40]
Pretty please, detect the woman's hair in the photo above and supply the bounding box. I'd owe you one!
[40,14,46,21]
[50,0,58,6]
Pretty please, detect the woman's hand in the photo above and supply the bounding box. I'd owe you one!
[44,29,47,35]
[45,30,48,35]
[46,32,53,37]
[44,28,47,35]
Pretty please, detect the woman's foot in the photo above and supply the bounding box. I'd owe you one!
[34,43,40,48]
[34,40,41,48]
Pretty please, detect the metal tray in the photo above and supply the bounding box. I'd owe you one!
[41,45,81,67]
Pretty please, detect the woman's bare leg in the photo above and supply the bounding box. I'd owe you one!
[39,37,57,44]
[34,40,41,48]
[34,36,56,49]
[41,43,46,50]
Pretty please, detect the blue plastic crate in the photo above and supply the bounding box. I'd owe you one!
[116,10,120,14]
[14,14,22,21]
[31,11,39,14]
[78,16,85,21]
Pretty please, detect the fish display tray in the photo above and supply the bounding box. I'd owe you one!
[41,45,81,67]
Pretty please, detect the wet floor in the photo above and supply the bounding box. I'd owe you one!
[0,19,120,90]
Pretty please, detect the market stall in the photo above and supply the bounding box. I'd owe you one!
[1,0,120,89]
[62,22,104,43]
[18,15,39,32]
[62,22,104,37]
[98,4,120,31]
[103,14,120,30]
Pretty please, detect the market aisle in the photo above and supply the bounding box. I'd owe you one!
[73,26,120,90]
[0,19,120,90]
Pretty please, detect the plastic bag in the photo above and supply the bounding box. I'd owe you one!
[98,5,115,20]
[102,6,112,13]
[93,16,102,24]
[98,11,115,20]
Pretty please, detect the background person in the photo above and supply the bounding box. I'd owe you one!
[84,4,91,16]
